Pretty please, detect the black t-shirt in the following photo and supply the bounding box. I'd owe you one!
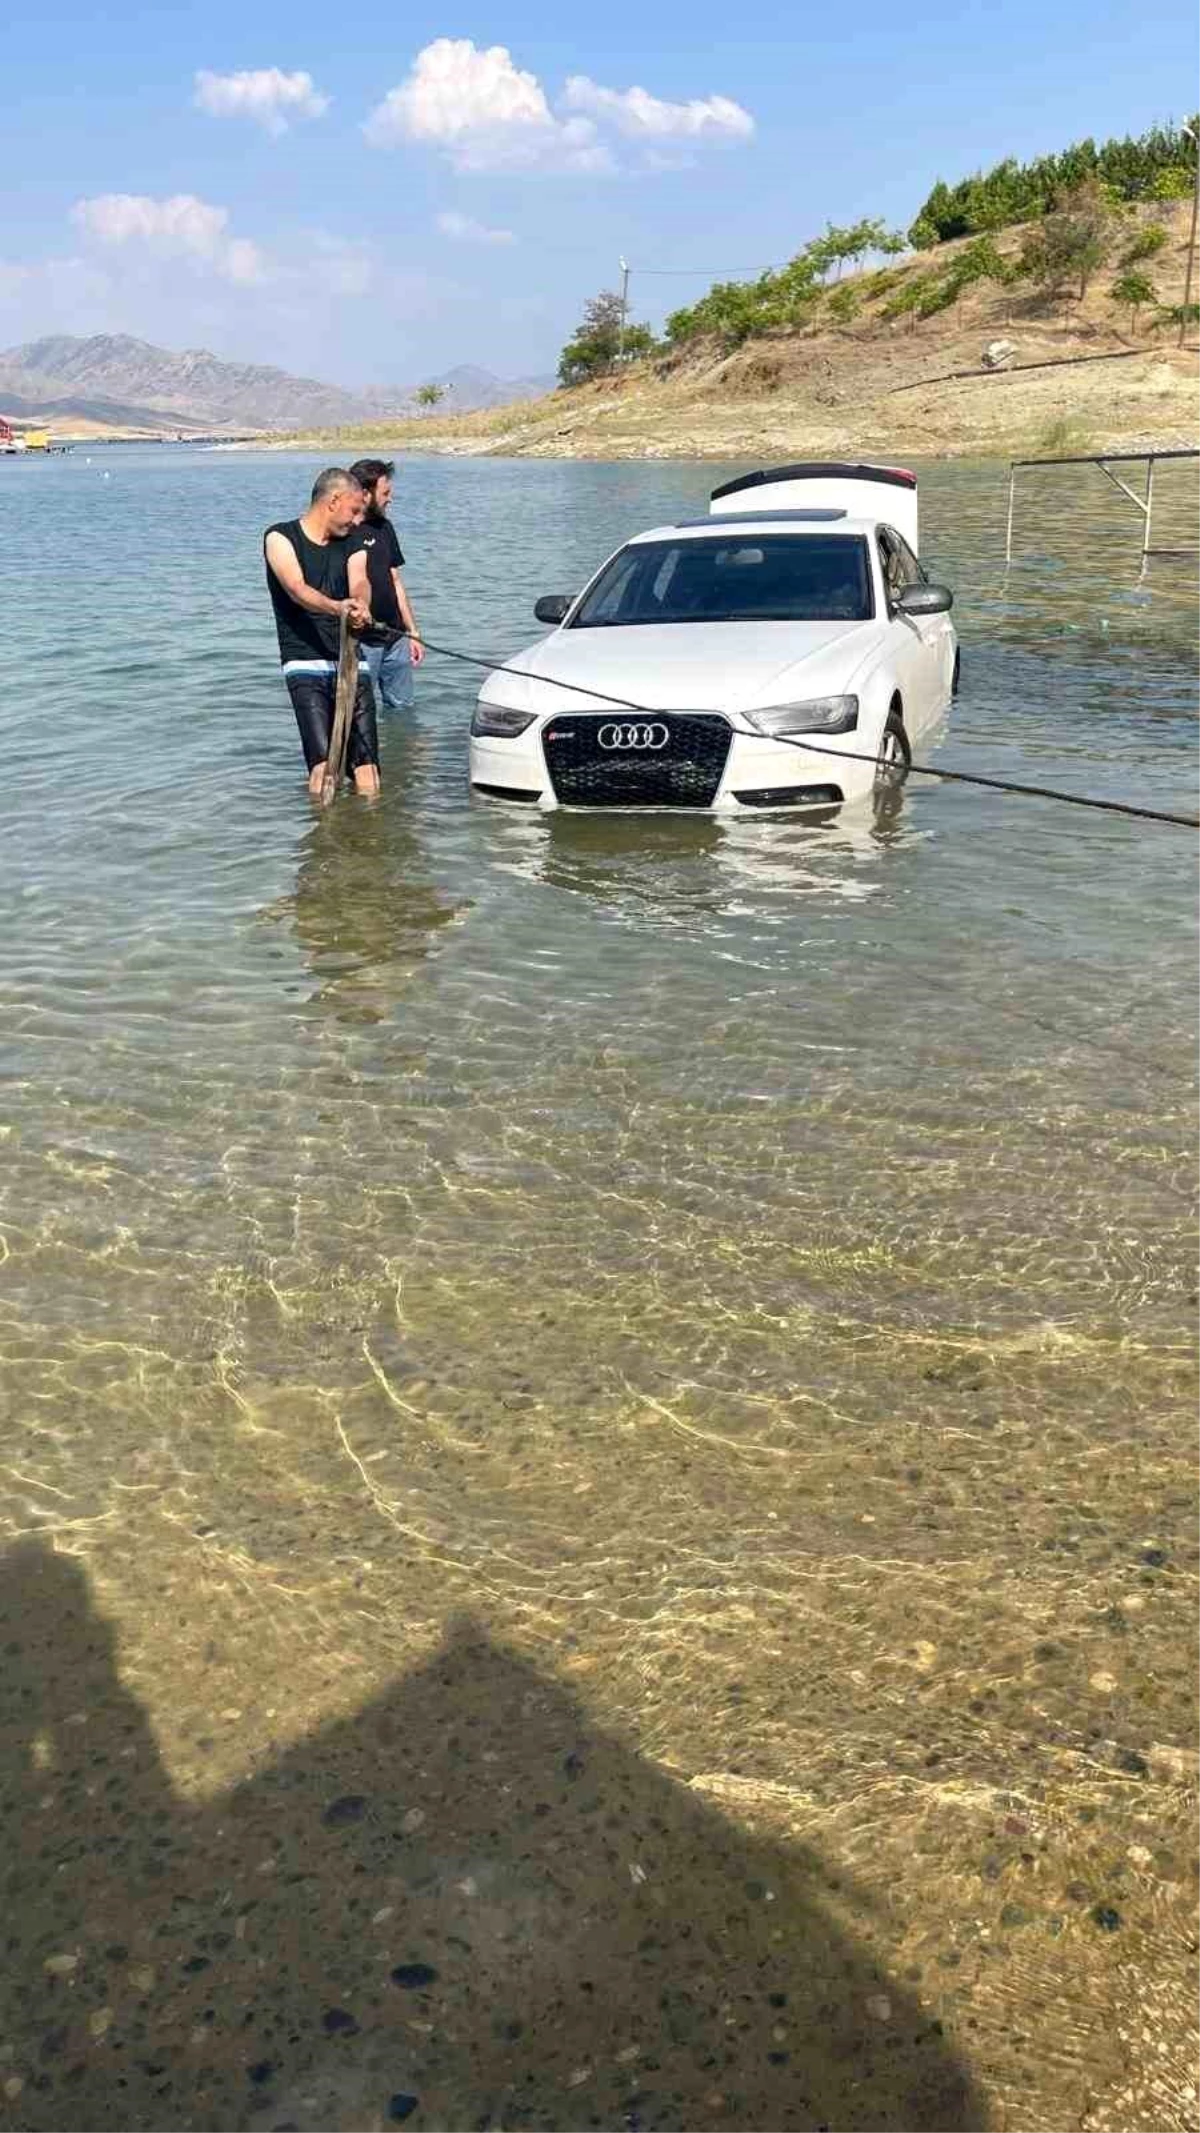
[263,518,351,664]
[346,515,405,631]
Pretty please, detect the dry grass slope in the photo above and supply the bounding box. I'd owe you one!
[290,200,1198,463]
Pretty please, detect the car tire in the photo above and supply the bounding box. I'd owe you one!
[875,707,911,790]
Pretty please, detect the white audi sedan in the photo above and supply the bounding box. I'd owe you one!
[470,463,958,814]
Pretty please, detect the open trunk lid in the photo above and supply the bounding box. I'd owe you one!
[710,460,919,553]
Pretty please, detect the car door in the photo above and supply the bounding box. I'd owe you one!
[889,527,954,715]
[876,527,933,722]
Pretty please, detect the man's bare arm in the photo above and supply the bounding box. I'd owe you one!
[347,548,374,617]
[265,532,368,625]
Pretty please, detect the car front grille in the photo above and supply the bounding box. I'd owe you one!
[541,713,733,808]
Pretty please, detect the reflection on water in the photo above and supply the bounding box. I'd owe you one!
[274,772,466,1025]
[0,449,1196,2132]
[492,803,912,920]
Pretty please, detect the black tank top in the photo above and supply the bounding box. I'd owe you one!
[264,518,351,664]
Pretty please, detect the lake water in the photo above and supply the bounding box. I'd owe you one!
[0,447,1196,2133]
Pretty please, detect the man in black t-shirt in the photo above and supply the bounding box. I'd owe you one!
[345,458,424,711]
[263,467,380,796]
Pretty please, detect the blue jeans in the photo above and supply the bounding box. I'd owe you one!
[363,635,414,710]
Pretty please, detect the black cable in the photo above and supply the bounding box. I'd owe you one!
[401,631,1200,832]
[370,627,1196,1099]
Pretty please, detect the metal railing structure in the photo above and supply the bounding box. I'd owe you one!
[1004,447,1200,567]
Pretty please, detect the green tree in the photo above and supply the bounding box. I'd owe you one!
[663,245,822,349]
[415,383,447,411]
[881,278,929,331]
[1020,180,1113,303]
[1110,269,1156,330]
[908,211,941,250]
[908,178,967,246]
[1149,166,1194,201]
[558,291,654,383]
[908,118,1198,247]
[810,216,901,280]
[951,235,1011,288]
[826,284,860,323]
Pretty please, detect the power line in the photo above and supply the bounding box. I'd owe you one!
[629,265,782,278]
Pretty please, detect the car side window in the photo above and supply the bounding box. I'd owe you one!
[895,532,927,585]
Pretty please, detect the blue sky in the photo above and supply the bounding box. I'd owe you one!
[1,0,1195,387]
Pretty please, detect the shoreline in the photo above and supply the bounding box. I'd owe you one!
[246,350,1199,468]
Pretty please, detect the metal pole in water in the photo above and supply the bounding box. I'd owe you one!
[1143,453,1155,563]
[1004,463,1017,564]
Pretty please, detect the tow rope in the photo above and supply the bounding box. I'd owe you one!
[386,629,1199,832]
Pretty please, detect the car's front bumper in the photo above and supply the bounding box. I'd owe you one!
[469,714,873,813]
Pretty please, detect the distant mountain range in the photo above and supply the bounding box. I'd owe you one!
[0,335,555,434]
[385,364,557,414]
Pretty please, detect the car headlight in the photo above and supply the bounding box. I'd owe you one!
[472,701,537,738]
[744,696,859,737]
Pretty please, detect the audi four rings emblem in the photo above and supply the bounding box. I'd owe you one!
[597,722,670,750]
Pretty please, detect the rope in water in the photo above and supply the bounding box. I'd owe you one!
[384,628,1199,831]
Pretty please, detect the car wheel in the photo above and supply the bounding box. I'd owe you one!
[952,648,962,697]
[875,708,911,790]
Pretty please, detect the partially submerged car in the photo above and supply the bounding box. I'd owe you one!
[470,463,958,814]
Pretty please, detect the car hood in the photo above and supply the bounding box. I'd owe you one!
[482,620,883,717]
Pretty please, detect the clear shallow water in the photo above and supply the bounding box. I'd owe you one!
[0,449,1196,2133]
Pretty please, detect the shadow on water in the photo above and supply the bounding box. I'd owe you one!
[1,1544,984,2132]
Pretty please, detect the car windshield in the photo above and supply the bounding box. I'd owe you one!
[570,533,874,628]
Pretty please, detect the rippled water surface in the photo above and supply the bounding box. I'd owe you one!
[0,449,1196,2133]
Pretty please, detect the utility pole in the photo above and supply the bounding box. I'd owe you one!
[617,257,630,364]
[1181,125,1198,348]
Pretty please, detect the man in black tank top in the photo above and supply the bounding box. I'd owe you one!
[264,467,381,796]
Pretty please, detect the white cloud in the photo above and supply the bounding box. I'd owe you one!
[71,193,266,284]
[364,40,611,174]
[193,67,329,136]
[436,210,515,246]
[562,77,754,141]
[73,192,226,252]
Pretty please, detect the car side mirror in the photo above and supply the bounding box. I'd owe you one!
[895,582,953,615]
[534,594,574,625]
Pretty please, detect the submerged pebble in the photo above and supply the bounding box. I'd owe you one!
[322,1795,370,1827]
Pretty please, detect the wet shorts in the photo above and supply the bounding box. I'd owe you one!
[284,667,380,775]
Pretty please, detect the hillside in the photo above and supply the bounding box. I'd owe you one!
[0,337,556,436]
[285,199,1197,462]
